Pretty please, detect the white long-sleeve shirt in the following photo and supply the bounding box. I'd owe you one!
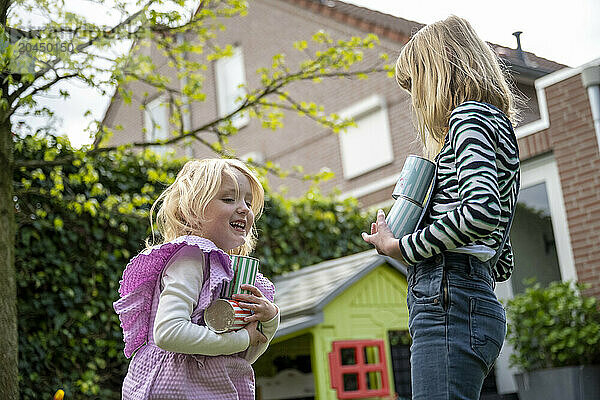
[153,246,279,364]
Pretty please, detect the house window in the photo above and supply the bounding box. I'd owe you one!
[215,45,249,128]
[328,339,390,399]
[494,154,577,395]
[144,96,169,155]
[338,95,393,179]
[503,154,577,296]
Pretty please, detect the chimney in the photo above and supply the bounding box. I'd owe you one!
[512,31,526,63]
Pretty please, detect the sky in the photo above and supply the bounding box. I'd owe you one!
[344,0,600,67]
[21,0,600,148]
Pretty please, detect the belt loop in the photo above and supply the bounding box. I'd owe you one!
[489,263,496,290]
[467,255,473,276]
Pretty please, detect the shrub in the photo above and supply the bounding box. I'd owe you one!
[255,187,372,275]
[505,280,600,371]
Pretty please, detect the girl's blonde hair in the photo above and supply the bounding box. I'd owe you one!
[395,15,520,159]
[148,158,265,256]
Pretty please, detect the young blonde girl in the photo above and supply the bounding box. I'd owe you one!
[363,16,520,399]
[114,158,279,400]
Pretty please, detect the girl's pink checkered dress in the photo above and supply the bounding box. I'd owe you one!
[113,236,275,400]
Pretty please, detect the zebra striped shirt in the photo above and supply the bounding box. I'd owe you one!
[399,101,520,281]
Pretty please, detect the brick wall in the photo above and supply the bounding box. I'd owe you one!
[519,74,600,297]
[105,0,541,201]
[517,130,552,159]
[103,42,182,149]
[206,0,421,198]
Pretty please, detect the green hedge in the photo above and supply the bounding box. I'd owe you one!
[256,187,374,275]
[14,135,373,399]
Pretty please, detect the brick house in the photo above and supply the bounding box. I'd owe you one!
[490,58,600,395]
[103,0,600,396]
[104,0,599,294]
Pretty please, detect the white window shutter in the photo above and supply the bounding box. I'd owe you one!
[144,96,169,155]
[215,46,249,128]
[339,95,394,179]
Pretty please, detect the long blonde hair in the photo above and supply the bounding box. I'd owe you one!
[395,15,520,159]
[148,158,264,256]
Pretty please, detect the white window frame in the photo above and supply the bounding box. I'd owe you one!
[496,154,577,299]
[519,154,577,283]
[338,95,394,179]
[215,46,249,129]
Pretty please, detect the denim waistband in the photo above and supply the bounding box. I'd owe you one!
[407,252,495,288]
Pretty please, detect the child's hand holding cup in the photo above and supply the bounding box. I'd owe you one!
[233,284,278,324]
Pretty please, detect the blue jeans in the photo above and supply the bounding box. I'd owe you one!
[407,252,506,400]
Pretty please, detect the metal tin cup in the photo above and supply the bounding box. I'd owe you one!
[204,299,252,333]
[392,155,435,205]
[221,255,259,298]
[385,197,423,239]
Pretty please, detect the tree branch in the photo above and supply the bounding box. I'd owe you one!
[15,63,386,169]
[7,7,147,106]
[5,73,80,121]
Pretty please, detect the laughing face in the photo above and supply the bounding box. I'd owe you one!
[202,168,255,251]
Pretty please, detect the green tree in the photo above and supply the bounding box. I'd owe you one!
[2,0,390,396]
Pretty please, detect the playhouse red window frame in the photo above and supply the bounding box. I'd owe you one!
[328,339,390,399]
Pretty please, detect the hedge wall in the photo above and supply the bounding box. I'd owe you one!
[14,135,373,399]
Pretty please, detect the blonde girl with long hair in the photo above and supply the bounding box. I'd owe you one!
[114,158,279,400]
[363,16,520,399]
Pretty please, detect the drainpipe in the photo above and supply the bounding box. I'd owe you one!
[581,65,600,152]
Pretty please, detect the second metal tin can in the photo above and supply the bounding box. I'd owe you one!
[204,299,252,333]
[385,197,423,239]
